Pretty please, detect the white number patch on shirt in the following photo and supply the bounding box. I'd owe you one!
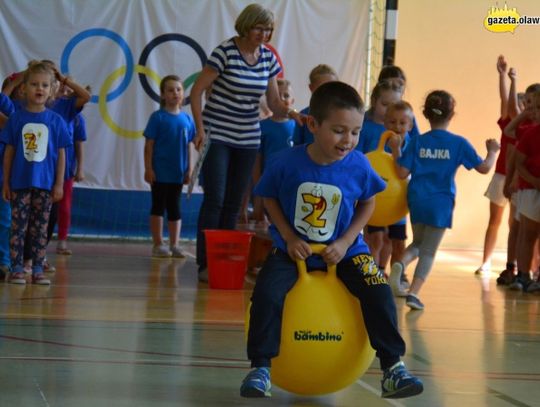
[22,123,48,162]
[294,182,342,242]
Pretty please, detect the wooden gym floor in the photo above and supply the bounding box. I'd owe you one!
[0,240,539,407]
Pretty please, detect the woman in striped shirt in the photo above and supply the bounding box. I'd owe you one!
[191,3,302,282]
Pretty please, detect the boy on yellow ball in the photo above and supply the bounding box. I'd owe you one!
[241,81,423,399]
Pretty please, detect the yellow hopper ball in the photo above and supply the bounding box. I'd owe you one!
[366,130,409,226]
[245,244,375,395]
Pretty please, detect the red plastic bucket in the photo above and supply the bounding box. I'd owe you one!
[204,230,254,289]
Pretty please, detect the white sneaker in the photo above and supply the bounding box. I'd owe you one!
[389,262,408,297]
[152,245,172,258]
[170,245,185,258]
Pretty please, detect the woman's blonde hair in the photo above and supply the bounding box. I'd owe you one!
[234,3,274,41]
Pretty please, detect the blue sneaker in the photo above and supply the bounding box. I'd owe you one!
[240,367,271,398]
[381,361,423,398]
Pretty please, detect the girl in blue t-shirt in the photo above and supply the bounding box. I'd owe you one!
[388,90,500,310]
[1,63,71,285]
[143,75,195,258]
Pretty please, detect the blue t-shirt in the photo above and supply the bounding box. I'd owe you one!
[50,97,83,179]
[292,106,313,146]
[259,118,295,169]
[143,109,195,183]
[0,108,71,190]
[398,129,483,228]
[254,145,386,266]
[66,113,87,178]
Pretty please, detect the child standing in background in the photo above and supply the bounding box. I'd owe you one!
[252,78,296,223]
[380,101,414,295]
[292,64,338,146]
[1,63,71,285]
[476,56,519,277]
[388,90,499,309]
[512,91,540,292]
[356,80,403,276]
[52,112,87,255]
[144,75,194,258]
[377,65,421,137]
[501,80,540,286]
[0,91,15,281]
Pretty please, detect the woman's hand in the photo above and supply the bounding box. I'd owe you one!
[194,130,206,151]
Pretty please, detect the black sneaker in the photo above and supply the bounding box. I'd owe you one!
[508,272,532,291]
[496,269,515,285]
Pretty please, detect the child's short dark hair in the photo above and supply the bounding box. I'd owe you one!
[423,90,455,124]
[159,74,182,107]
[378,65,406,84]
[309,81,364,123]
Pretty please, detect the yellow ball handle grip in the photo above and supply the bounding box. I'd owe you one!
[295,243,337,280]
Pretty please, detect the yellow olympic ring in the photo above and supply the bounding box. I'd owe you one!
[99,64,161,139]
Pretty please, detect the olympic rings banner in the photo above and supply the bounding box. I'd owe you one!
[0,0,369,191]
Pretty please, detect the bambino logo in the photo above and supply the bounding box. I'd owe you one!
[294,330,343,342]
[484,3,540,33]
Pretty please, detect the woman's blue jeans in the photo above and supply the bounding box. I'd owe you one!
[196,142,257,269]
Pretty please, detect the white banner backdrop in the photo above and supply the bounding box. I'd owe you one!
[0,0,369,190]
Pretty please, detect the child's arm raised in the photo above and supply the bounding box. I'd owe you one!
[507,67,519,118]
[497,56,509,118]
[263,197,312,261]
[54,70,91,110]
[321,197,375,265]
[475,139,500,174]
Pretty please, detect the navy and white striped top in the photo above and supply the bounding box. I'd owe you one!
[203,38,282,148]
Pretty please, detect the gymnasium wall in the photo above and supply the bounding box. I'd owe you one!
[395,0,540,249]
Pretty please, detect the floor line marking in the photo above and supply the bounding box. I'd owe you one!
[355,379,405,406]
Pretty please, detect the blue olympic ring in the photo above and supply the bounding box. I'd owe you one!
[138,33,207,105]
[61,28,134,104]
[61,30,206,106]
